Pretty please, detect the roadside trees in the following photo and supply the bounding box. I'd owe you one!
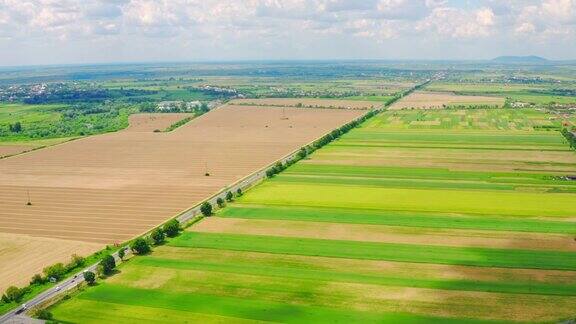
[226,191,233,202]
[163,219,180,237]
[151,228,165,245]
[100,254,116,275]
[216,197,225,208]
[83,271,96,285]
[118,247,126,260]
[131,238,151,255]
[200,202,212,216]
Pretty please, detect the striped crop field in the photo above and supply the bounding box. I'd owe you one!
[49,109,576,323]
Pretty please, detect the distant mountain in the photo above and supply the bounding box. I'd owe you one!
[491,56,549,63]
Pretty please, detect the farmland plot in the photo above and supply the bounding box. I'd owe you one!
[0,104,363,292]
[229,98,380,109]
[389,91,504,110]
[49,108,576,323]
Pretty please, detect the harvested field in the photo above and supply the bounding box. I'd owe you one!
[0,104,362,291]
[0,232,101,293]
[389,91,504,110]
[125,113,191,132]
[0,145,33,158]
[229,98,380,110]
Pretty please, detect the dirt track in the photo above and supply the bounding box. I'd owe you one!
[0,104,363,291]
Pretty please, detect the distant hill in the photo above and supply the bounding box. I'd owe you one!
[491,56,549,63]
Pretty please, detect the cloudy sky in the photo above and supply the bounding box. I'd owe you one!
[0,0,575,66]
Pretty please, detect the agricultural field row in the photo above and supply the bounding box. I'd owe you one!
[48,108,576,323]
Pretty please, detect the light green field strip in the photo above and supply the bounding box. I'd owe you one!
[63,285,500,324]
[50,299,264,324]
[219,205,576,234]
[285,164,576,186]
[170,232,576,270]
[241,182,576,218]
[277,174,518,191]
[133,256,576,297]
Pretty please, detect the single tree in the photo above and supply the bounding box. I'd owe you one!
[163,219,180,237]
[151,228,165,245]
[236,188,243,196]
[83,271,96,285]
[131,238,151,255]
[1,294,9,304]
[100,254,116,275]
[225,191,233,202]
[216,197,225,208]
[200,201,212,216]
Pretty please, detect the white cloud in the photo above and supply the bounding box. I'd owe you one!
[0,0,575,64]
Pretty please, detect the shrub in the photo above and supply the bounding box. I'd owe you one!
[131,238,151,255]
[200,202,212,216]
[151,228,165,245]
[163,219,180,237]
[118,247,126,260]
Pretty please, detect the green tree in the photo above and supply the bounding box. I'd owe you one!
[163,219,180,237]
[35,309,53,320]
[225,191,234,202]
[200,202,212,216]
[151,228,165,245]
[43,263,66,281]
[216,197,225,208]
[131,238,151,255]
[29,274,44,285]
[5,286,23,302]
[236,188,243,196]
[100,254,116,275]
[83,271,96,285]
[1,294,9,304]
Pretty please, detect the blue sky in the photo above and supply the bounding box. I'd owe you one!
[0,0,575,66]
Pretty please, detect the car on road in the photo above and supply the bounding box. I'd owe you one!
[15,304,27,314]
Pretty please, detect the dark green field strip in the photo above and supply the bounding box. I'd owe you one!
[134,257,576,297]
[340,131,565,145]
[77,285,500,324]
[219,205,576,234]
[285,164,576,187]
[169,232,576,270]
[278,174,516,191]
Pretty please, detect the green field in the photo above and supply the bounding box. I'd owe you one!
[425,82,576,105]
[48,108,576,323]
